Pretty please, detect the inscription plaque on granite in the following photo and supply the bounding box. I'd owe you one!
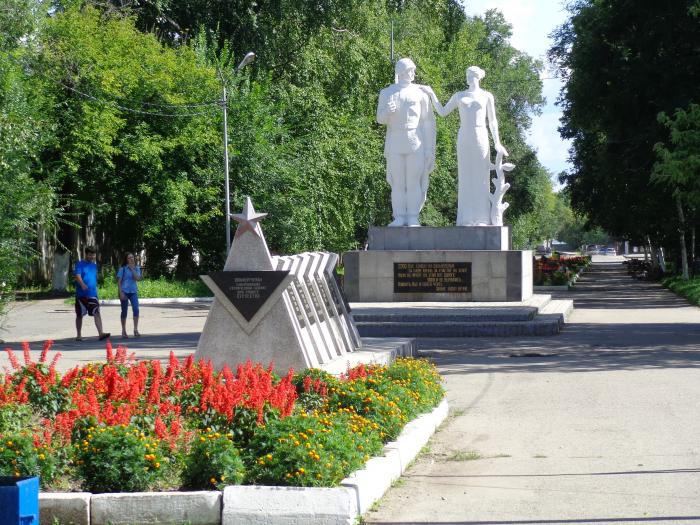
[393,262,472,293]
[207,271,290,321]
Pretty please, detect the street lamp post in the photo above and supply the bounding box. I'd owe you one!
[223,51,256,254]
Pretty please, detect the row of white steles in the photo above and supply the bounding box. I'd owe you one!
[273,252,362,368]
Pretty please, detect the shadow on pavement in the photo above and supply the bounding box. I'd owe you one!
[2,332,201,352]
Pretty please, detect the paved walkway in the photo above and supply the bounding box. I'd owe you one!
[365,260,700,524]
[0,298,208,371]
[2,259,699,524]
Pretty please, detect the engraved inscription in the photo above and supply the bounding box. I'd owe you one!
[205,271,289,321]
[393,262,472,294]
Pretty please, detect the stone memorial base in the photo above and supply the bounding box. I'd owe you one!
[343,249,532,302]
[368,226,511,251]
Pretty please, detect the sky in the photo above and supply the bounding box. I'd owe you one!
[461,0,572,179]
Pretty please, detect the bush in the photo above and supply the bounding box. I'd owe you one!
[247,410,383,487]
[182,431,245,490]
[0,403,35,433]
[292,368,339,413]
[1,343,445,490]
[0,430,60,486]
[73,423,166,493]
[370,358,444,419]
[328,379,406,441]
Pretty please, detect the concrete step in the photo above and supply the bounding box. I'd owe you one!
[351,295,574,338]
[356,318,564,337]
[352,307,538,323]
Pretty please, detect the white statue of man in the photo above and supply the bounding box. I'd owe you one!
[376,58,436,227]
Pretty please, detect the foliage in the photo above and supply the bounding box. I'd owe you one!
[0,403,35,433]
[0,430,61,486]
[182,431,245,490]
[653,104,700,196]
[1,342,444,491]
[72,422,166,492]
[533,255,589,287]
[550,0,700,247]
[2,0,558,281]
[70,276,213,301]
[653,103,700,277]
[246,410,384,487]
[663,275,700,306]
[0,18,57,320]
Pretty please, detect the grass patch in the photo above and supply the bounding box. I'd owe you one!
[64,277,212,303]
[446,450,481,461]
[663,275,700,306]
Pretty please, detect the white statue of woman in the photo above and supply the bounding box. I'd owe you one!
[422,66,508,226]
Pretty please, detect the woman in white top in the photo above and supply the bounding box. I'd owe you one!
[422,66,508,225]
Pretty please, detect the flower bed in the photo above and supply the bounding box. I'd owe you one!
[534,255,590,287]
[0,341,443,493]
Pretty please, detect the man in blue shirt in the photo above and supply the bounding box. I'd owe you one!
[74,246,110,341]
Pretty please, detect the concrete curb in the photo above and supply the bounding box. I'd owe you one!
[39,399,448,525]
[100,297,213,305]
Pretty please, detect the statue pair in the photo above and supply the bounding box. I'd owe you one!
[377,58,512,227]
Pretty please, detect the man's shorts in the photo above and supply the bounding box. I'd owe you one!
[75,297,100,317]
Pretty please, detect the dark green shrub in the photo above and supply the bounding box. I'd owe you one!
[182,431,245,490]
[73,423,165,492]
[0,403,35,433]
[0,430,60,486]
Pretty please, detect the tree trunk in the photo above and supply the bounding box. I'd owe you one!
[646,236,656,268]
[692,226,696,266]
[676,193,689,280]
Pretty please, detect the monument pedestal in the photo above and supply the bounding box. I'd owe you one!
[368,226,511,251]
[343,226,532,303]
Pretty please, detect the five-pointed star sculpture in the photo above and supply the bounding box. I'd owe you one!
[231,197,268,238]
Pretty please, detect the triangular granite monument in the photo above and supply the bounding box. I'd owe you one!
[195,198,361,372]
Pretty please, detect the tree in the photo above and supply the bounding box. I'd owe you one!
[653,104,700,279]
[20,0,555,279]
[550,0,700,251]
[0,0,58,320]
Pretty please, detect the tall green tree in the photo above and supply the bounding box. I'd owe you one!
[26,0,553,276]
[550,0,700,250]
[0,0,57,319]
[653,103,700,278]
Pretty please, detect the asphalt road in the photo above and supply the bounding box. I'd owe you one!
[364,260,700,525]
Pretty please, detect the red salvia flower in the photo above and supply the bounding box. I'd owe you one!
[39,340,53,364]
[4,348,20,370]
[21,341,31,365]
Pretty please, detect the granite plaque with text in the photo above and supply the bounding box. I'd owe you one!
[394,262,472,293]
[206,271,290,321]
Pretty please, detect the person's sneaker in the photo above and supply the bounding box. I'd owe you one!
[99,332,111,341]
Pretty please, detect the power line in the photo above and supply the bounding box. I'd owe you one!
[8,52,223,116]
[57,81,219,117]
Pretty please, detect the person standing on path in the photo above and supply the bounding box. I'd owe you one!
[74,246,110,341]
[117,252,142,338]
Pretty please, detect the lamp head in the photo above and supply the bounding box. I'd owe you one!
[236,52,256,71]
